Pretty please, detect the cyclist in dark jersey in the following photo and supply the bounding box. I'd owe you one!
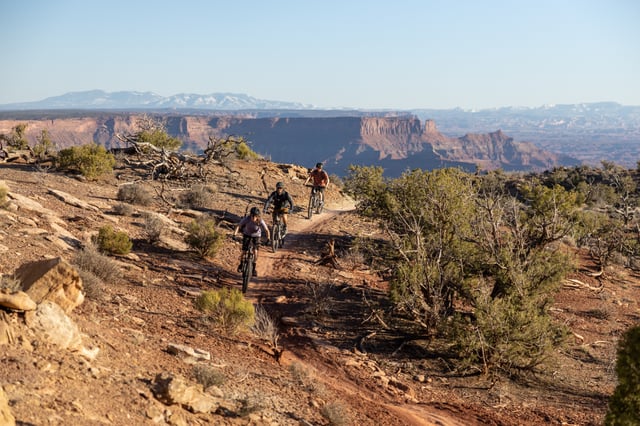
[263,181,295,236]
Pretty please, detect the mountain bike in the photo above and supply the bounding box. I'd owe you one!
[238,236,259,294]
[270,211,286,253]
[307,185,324,219]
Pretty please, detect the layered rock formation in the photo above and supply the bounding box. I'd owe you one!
[0,112,579,176]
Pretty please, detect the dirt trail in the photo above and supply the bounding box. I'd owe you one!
[249,199,473,426]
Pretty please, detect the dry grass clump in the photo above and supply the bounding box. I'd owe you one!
[0,180,9,208]
[181,183,217,209]
[141,211,165,243]
[117,183,154,206]
[72,245,121,300]
[192,364,226,389]
[321,402,350,426]
[0,275,21,292]
[112,202,134,216]
[73,245,121,284]
[305,281,334,317]
[251,304,280,349]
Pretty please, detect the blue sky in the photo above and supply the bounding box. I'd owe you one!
[0,0,638,109]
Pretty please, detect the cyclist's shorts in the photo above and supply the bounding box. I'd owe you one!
[312,186,326,193]
[274,207,289,215]
[242,235,260,252]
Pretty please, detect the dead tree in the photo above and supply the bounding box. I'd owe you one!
[114,133,248,182]
[316,239,341,269]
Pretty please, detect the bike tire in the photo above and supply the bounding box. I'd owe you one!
[271,223,280,253]
[242,261,252,294]
[308,194,314,219]
[317,196,324,214]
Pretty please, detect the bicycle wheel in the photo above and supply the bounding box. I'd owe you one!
[316,194,324,214]
[308,194,314,219]
[242,260,252,294]
[271,223,280,253]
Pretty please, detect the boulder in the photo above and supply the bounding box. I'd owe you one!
[24,301,83,350]
[152,373,220,414]
[14,257,84,313]
[0,290,37,311]
[0,386,16,426]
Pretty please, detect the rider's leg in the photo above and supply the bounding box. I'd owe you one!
[252,237,259,277]
[282,213,288,234]
[237,250,245,272]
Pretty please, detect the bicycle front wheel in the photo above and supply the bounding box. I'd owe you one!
[242,261,252,293]
[271,223,280,252]
[308,195,314,219]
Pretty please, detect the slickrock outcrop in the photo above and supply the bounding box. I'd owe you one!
[14,257,84,313]
[0,290,37,311]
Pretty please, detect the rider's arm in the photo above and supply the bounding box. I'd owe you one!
[261,220,271,240]
[263,194,272,212]
[233,216,247,237]
[304,174,311,185]
[287,193,294,212]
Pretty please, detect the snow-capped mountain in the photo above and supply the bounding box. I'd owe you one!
[0,90,313,110]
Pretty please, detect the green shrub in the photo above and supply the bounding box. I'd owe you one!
[605,325,640,425]
[0,123,29,150]
[184,215,223,258]
[56,143,116,179]
[195,287,255,333]
[451,288,568,374]
[138,128,182,150]
[236,141,260,160]
[117,183,154,206]
[92,225,133,255]
[32,129,56,161]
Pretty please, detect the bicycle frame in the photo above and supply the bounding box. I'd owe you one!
[307,186,323,219]
[271,212,284,252]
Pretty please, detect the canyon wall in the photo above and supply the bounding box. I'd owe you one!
[0,113,579,176]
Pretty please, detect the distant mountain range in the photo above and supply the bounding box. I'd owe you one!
[0,90,314,111]
[1,90,639,168]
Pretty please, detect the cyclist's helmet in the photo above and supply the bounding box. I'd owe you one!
[250,207,261,216]
[276,181,284,189]
[316,162,323,168]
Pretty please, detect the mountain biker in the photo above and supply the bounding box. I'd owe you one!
[233,207,271,277]
[304,162,330,204]
[263,181,295,237]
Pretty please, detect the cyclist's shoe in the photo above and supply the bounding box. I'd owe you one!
[281,237,285,247]
[237,264,242,273]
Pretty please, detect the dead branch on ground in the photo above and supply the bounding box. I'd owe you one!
[316,239,341,268]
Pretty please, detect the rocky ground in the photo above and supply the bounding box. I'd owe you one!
[0,158,638,425]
